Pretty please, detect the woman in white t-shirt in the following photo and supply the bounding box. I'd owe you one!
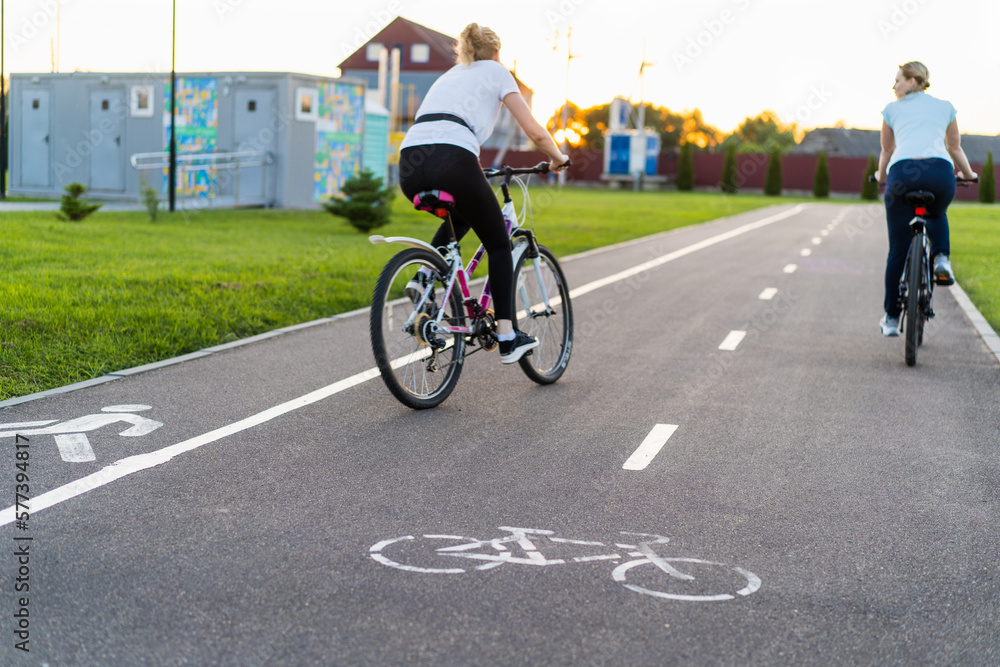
[874,61,977,337]
[399,23,570,364]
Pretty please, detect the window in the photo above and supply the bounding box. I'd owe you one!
[32,99,40,110]
[130,85,154,117]
[248,100,256,112]
[366,43,384,61]
[101,99,110,111]
[411,43,430,63]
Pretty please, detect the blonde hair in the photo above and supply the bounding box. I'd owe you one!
[455,23,501,66]
[899,61,931,91]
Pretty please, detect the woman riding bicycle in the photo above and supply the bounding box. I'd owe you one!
[398,23,571,363]
[874,61,977,337]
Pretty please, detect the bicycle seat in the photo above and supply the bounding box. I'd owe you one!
[413,190,456,218]
[904,190,935,208]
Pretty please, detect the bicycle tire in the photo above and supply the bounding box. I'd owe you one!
[612,557,761,602]
[370,248,466,409]
[904,235,923,367]
[513,244,573,384]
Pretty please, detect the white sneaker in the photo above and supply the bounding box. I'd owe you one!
[879,314,900,337]
[933,254,955,285]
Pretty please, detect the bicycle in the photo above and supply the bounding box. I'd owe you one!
[369,526,762,602]
[871,175,978,366]
[369,163,573,409]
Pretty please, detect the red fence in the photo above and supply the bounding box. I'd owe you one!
[479,148,993,202]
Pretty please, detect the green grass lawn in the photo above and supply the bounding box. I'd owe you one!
[950,204,1000,331]
[1,190,995,400]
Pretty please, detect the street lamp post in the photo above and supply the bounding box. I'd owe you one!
[1,0,7,199]
[168,0,177,212]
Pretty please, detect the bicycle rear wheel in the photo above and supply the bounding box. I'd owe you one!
[370,248,466,409]
[513,244,573,384]
[904,235,923,367]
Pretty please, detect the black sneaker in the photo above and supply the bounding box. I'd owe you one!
[498,331,539,364]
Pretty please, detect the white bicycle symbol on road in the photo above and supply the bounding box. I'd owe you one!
[370,526,761,602]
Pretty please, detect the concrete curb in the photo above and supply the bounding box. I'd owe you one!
[948,282,1000,366]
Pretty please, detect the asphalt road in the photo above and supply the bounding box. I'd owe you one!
[1,202,998,665]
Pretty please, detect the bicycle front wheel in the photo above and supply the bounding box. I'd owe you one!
[514,244,573,384]
[904,235,923,367]
[370,248,466,409]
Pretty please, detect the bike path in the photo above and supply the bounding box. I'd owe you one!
[1,203,998,665]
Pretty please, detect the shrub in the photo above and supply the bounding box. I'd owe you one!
[720,144,738,193]
[861,153,879,200]
[764,148,782,196]
[980,151,995,204]
[323,169,393,233]
[676,142,694,191]
[142,185,161,222]
[57,183,102,222]
[813,152,830,198]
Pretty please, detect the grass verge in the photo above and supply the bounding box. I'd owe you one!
[1,190,993,400]
[950,204,1000,332]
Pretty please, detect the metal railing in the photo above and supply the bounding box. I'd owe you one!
[130,150,274,207]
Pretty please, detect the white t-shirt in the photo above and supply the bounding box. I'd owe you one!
[400,60,521,156]
[881,92,957,171]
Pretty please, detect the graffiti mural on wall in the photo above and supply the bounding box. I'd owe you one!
[163,77,219,198]
[313,82,365,202]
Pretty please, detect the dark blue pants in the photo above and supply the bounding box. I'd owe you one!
[883,158,956,316]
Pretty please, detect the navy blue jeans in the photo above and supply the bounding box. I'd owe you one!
[883,158,956,317]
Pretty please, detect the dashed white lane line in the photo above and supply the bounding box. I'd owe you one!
[719,330,747,351]
[623,424,679,471]
[783,264,798,274]
[1,205,810,525]
[569,204,806,300]
[758,288,779,300]
[811,237,822,245]
[800,248,812,256]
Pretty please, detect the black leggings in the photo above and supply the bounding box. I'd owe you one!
[399,144,514,321]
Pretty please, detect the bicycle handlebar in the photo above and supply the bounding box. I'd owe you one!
[868,174,979,185]
[483,160,572,180]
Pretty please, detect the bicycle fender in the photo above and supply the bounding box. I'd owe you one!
[369,235,446,263]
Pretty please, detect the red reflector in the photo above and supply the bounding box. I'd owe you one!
[915,207,926,215]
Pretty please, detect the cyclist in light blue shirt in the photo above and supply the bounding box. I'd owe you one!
[874,61,977,337]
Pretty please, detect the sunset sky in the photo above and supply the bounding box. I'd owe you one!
[5,0,998,136]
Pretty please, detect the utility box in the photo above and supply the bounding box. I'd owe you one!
[7,71,378,208]
[603,130,660,177]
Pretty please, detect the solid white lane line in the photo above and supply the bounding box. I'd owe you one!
[623,424,679,471]
[0,206,810,524]
[569,205,805,300]
[758,287,778,300]
[0,367,382,527]
[719,330,747,351]
[783,264,798,273]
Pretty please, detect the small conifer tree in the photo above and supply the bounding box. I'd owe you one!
[980,151,995,204]
[764,147,782,196]
[720,143,738,193]
[813,151,830,198]
[676,142,695,191]
[57,183,102,222]
[324,169,394,233]
[861,153,879,200]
